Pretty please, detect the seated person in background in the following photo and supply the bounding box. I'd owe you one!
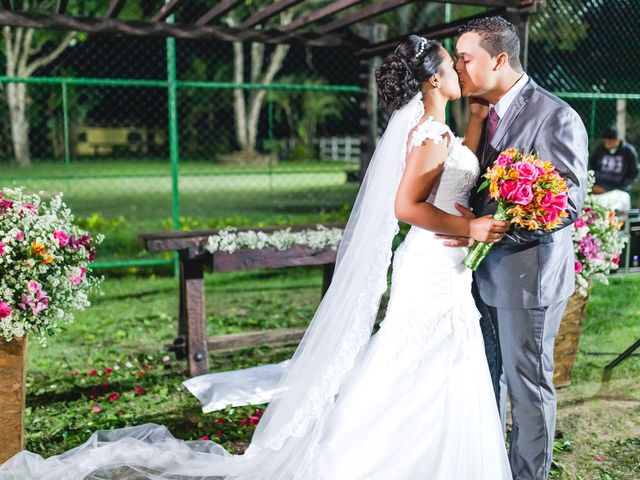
[589,127,638,212]
[590,126,638,193]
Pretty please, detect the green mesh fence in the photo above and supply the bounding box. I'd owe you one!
[1,0,638,269]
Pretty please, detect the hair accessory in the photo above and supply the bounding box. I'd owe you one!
[414,37,428,59]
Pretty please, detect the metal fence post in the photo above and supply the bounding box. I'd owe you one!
[61,81,72,194]
[166,12,181,276]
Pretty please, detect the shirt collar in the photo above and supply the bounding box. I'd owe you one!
[491,73,529,119]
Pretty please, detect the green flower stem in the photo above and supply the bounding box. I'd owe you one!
[463,201,509,271]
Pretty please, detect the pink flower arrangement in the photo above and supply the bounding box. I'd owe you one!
[0,187,102,343]
[572,174,626,297]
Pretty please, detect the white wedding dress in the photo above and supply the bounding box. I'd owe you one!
[0,97,511,480]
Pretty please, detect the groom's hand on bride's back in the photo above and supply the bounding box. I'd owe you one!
[435,203,509,247]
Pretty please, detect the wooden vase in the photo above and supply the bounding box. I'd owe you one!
[0,336,27,463]
[553,290,590,388]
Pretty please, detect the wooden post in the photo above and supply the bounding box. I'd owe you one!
[322,262,335,298]
[0,337,27,463]
[183,257,209,376]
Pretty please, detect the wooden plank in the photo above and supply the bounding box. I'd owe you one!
[358,7,507,58]
[206,328,306,351]
[105,0,128,19]
[0,337,27,463]
[316,0,418,35]
[195,0,244,27]
[210,245,338,273]
[283,0,366,33]
[183,258,209,376]
[151,0,188,22]
[0,10,350,47]
[238,0,305,29]
[140,223,345,253]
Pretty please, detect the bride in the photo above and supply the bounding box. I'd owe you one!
[1,36,512,479]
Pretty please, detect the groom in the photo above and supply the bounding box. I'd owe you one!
[442,16,588,480]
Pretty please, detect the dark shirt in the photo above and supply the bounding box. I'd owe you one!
[589,140,639,191]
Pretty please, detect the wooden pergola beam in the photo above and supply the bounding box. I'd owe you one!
[316,0,418,35]
[0,9,357,47]
[56,0,68,15]
[282,0,366,33]
[151,0,187,22]
[358,6,514,57]
[238,0,306,29]
[105,0,128,19]
[195,0,244,27]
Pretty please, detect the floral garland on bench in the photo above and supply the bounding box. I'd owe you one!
[204,225,344,254]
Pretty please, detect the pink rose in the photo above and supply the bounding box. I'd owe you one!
[0,195,14,213]
[543,210,559,225]
[543,192,568,213]
[512,183,534,205]
[495,153,513,167]
[15,230,25,241]
[499,180,518,201]
[69,266,86,286]
[53,230,70,247]
[0,242,5,256]
[19,203,37,215]
[574,217,587,229]
[574,261,583,274]
[513,161,541,183]
[613,255,621,265]
[0,302,12,319]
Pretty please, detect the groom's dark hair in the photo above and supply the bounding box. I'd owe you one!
[458,16,523,72]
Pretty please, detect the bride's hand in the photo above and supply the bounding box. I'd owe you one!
[469,215,510,243]
[468,97,490,122]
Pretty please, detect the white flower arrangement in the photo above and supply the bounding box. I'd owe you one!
[572,173,627,297]
[204,225,344,254]
[0,188,103,344]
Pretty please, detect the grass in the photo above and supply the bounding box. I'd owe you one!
[1,159,358,262]
[18,268,640,478]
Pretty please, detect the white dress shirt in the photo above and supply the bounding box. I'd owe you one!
[491,73,530,120]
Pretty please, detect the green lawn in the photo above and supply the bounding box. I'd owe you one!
[20,269,640,478]
[1,159,358,263]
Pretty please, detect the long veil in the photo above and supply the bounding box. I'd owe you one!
[0,93,426,480]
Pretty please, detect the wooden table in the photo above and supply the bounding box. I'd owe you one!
[139,226,339,376]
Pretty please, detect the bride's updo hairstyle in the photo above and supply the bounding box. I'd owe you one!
[375,35,443,112]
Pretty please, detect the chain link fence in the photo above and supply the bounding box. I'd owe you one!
[1,0,638,268]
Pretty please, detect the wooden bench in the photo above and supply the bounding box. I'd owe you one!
[139,225,340,376]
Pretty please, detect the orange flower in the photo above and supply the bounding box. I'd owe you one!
[42,254,54,265]
[31,241,47,256]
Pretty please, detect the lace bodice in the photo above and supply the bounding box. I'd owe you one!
[409,116,480,215]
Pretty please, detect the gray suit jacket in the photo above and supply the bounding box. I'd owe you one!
[470,79,589,309]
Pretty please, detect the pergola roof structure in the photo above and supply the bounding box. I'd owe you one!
[0,0,543,56]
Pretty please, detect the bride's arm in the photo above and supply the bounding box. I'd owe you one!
[463,97,490,153]
[394,138,508,242]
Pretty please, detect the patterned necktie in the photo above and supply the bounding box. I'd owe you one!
[486,107,499,145]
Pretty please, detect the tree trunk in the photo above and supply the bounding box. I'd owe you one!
[232,41,249,152]
[7,82,31,167]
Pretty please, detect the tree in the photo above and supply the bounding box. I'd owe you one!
[0,1,141,166]
[225,10,293,156]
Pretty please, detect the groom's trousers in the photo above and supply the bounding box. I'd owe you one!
[484,299,568,480]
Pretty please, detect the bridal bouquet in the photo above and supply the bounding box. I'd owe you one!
[463,148,569,270]
[0,188,103,344]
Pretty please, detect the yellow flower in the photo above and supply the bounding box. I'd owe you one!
[42,254,54,265]
[31,241,47,256]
